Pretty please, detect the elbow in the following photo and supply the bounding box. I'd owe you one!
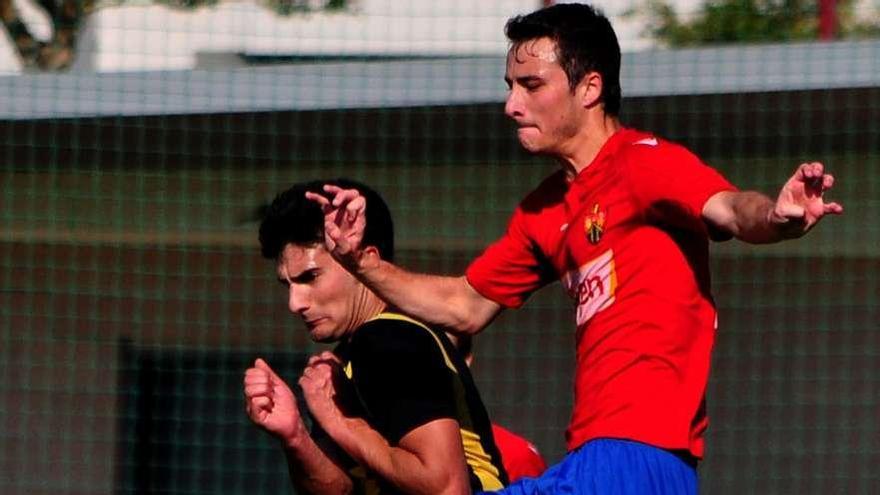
[299,476,353,495]
[331,478,354,495]
[450,315,486,335]
[446,277,499,334]
[446,304,494,335]
[427,470,470,495]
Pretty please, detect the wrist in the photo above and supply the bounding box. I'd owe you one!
[350,248,381,276]
[766,204,806,240]
[281,422,311,450]
[767,209,787,230]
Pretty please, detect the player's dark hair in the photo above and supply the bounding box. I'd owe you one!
[259,178,394,262]
[505,3,621,116]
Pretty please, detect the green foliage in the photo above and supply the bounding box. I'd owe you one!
[264,0,348,16]
[639,0,879,46]
[152,0,348,15]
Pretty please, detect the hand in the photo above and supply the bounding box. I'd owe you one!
[244,358,306,444]
[771,162,843,237]
[299,351,346,431]
[305,185,366,267]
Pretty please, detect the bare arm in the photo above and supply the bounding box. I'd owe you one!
[244,358,353,495]
[702,162,843,243]
[358,258,501,335]
[300,353,471,495]
[306,186,502,334]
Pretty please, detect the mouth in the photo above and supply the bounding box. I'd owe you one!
[304,317,326,330]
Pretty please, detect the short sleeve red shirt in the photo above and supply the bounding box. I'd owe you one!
[466,129,736,458]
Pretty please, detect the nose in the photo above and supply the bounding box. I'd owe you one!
[504,88,523,119]
[288,284,309,315]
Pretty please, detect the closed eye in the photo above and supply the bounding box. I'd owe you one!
[290,269,319,284]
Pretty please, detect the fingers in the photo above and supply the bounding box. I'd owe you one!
[249,395,273,410]
[306,186,362,208]
[797,162,838,192]
[302,363,329,380]
[324,185,362,208]
[300,355,337,390]
[306,351,341,366]
[304,191,331,208]
[775,203,806,221]
[244,366,270,387]
[798,162,825,181]
[821,174,834,191]
[244,371,275,420]
[244,362,278,403]
[824,202,844,215]
[244,380,272,396]
[341,195,365,222]
[254,358,280,380]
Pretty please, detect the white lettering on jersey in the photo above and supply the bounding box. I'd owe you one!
[561,249,617,326]
[634,137,658,146]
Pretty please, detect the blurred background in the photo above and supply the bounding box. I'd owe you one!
[0,0,878,493]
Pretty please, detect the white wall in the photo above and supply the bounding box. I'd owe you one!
[0,0,876,74]
[0,0,659,74]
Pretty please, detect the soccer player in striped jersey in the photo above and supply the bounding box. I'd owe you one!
[244,178,507,495]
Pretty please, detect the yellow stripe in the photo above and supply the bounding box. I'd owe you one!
[368,312,504,490]
[461,428,504,490]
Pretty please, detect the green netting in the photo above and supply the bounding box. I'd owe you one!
[1,8,879,495]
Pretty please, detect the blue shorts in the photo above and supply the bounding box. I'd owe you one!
[481,438,698,495]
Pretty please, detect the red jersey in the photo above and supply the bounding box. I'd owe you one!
[491,423,547,482]
[466,129,736,458]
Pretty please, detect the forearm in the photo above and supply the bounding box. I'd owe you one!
[348,252,499,334]
[283,433,353,495]
[705,190,793,244]
[326,416,468,495]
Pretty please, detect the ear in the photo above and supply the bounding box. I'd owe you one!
[576,71,603,110]
[362,245,380,257]
[361,245,383,266]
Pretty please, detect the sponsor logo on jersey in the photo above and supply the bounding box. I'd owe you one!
[584,203,606,245]
[561,249,617,326]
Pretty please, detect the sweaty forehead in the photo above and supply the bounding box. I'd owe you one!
[277,244,323,277]
[508,38,559,65]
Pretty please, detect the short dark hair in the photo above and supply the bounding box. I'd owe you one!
[259,178,394,262]
[505,3,622,116]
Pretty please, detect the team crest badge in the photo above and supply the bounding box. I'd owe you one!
[584,204,605,245]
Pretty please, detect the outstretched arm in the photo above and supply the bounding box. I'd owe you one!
[300,353,471,495]
[306,186,502,334]
[703,162,843,243]
[244,358,353,495]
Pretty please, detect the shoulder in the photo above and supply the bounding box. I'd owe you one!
[506,169,569,236]
[615,130,706,173]
[351,314,449,358]
[519,169,568,212]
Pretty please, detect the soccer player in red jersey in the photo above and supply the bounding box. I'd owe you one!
[307,4,843,493]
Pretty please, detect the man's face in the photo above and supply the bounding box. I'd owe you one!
[276,243,363,343]
[504,37,583,155]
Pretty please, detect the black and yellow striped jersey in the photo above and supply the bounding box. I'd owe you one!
[328,312,508,493]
